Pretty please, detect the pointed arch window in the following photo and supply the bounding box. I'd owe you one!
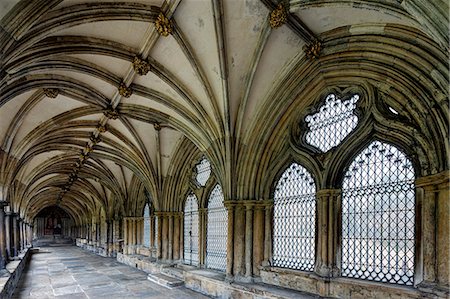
[273,163,316,271]
[341,141,415,285]
[143,203,151,248]
[184,193,199,266]
[206,184,228,271]
[305,93,359,152]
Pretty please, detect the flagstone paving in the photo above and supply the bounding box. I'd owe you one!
[12,246,210,298]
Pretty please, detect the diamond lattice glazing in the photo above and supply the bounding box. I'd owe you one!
[184,193,199,266]
[341,141,415,286]
[143,203,151,248]
[273,163,316,271]
[206,184,228,271]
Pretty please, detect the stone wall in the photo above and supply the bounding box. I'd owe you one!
[260,267,447,299]
[0,248,31,299]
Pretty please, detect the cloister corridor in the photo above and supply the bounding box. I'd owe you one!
[11,245,210,299]
[0,1,447,298]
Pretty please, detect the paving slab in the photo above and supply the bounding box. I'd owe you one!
[12,245,211,298]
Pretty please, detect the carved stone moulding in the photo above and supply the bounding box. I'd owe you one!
[269,4,287,28]
[133,56,151,76]
[90,133,102,144]
[79,151,89,162]
[155,12,173,36]
[103,106,120,119]
[154,122,161,131]
[303,39,322,60]
[43,88,59,98]
[97,123,108,133]
[118,82,132,98]
[85,145,93,153]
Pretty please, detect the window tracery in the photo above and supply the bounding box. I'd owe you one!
[305,93,359,152]
[195,157,211,187]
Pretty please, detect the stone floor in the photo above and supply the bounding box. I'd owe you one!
[12,246,210,299]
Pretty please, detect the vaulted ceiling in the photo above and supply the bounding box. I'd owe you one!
[0,0,447,223]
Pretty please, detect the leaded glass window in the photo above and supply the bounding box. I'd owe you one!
[196,157,211,187]
[206,184,228,271]
[341,141,415,286]
[305,94,359,152]
[143,203,150,247]
[184,193,199,266]
[273,163,316,271]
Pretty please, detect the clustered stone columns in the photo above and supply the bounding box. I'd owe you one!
[12,213,20,257]
[4,208,12,260]
[153,212,182,262]
[0,202,7,270]
[224,200,272,282]
[415,170,449,288]
[122,217,144,255]
[314,189,340,278]
[0,205,34,272]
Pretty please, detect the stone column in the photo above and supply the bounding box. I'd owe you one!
[173,213,180,261]
[253,203,265,276]
[198,208,207,266]
[95,223,100,247]
[109,221,114,255]
[137,218,142,246]
[5,208,12,260]
[162,215,169,260]
[150,215,155,249]
[262,202,273,266]
[106,220,111,255]
[225,203,235,279]
[128,218,136,254]
[24,223,28,247]
[19,219,24,251]
[123,218,128,254]
[156,214,162,259]
[13,214,19,257]
[415,171,450,287]
[179,212,184,261]
[87,223,91,243]
[234,204,245,278]
[244,203,254,281]
[0,203,7,269]
[168,214,174,261]
[27,224,33,247]
[315,189,340,278]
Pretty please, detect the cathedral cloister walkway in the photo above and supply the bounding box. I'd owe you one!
[12,245,209,299]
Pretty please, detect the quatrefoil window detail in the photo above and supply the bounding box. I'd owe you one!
[195,157,211,187]
[305,94,359,152]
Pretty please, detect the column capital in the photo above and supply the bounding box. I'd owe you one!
[316,188,341,197]
[154,211,179,217]
[223,199,273,208]
[415,170,449,189]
